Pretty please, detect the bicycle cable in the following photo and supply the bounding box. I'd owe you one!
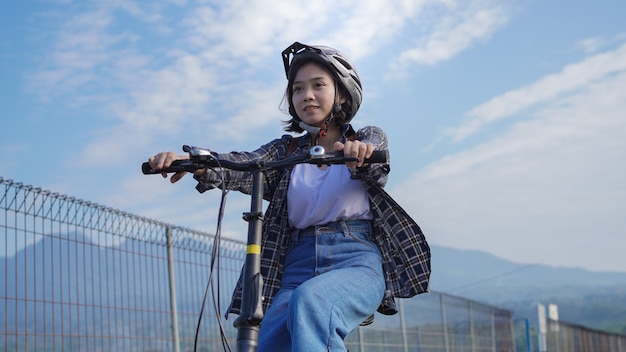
[193,162,233,352]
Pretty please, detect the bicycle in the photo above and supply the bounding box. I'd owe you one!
[142,144,387,352]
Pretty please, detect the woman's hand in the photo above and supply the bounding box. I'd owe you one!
[334,140,374,169]
[147,152,190,183]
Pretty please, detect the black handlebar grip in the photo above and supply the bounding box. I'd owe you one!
[365,150,387,164]
[142,160,188,175]
[141,162,153,174]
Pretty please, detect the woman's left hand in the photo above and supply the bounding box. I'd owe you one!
[334,140,374,169]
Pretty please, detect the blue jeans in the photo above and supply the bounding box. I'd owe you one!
[257,220,385,352]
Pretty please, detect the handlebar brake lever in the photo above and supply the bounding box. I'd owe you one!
[184,145,217,162]
[308,145,358,164]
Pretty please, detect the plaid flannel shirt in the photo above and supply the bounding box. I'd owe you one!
[194,125,431,316]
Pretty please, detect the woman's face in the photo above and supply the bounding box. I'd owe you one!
[291,62,344,127]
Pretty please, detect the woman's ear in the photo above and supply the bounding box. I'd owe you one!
[335,93,348,113]
[337,85,349,104]
[334,101,343,113]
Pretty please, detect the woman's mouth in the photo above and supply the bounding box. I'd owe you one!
[303,105,318,112]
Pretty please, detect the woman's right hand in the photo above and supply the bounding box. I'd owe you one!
[147,152,189,183]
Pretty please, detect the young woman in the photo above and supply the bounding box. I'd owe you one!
[147,42,431,351]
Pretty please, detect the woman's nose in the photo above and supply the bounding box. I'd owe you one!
[303,87,314,101]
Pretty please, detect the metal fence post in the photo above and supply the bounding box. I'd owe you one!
[491,310,496,352]
[468,301,475,352]
[441,294,450,352]
[357,324,364,351]
[399,298,409,352]
[522,318,532,352]
[537,304,547,352]
[166,226,181,352]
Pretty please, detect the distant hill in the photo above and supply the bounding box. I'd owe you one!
[428,245,626,334]
[429,245,626,299]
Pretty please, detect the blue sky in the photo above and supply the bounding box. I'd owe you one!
[1,0,625,272]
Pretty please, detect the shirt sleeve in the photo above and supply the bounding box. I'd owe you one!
[351,125,390,187]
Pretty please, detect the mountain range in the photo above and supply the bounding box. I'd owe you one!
[428,245,626,334]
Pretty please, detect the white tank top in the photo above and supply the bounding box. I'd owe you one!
[287,164,373,229]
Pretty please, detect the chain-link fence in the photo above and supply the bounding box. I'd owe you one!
[543,316,626,352]
[345,292,516,352]
[2,177,518,351]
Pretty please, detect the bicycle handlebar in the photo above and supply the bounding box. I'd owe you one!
[142,145,388,175]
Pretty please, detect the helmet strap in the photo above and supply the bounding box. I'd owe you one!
[297,114,331,146]
[299,120,322,136]
[317,81,342,141]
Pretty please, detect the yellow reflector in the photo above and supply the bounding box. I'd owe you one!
[247,244,261,255]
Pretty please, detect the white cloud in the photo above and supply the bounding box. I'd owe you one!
[576,37,610,55]
[180,1,332,63]
[391,70,626,271]
[574,32,626,54]
[447,42,626,141]
[320,1,428,60]
[209,81,288,142]
[388,0,513,76]
[122,54,217,128]
[27,8,116,99]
